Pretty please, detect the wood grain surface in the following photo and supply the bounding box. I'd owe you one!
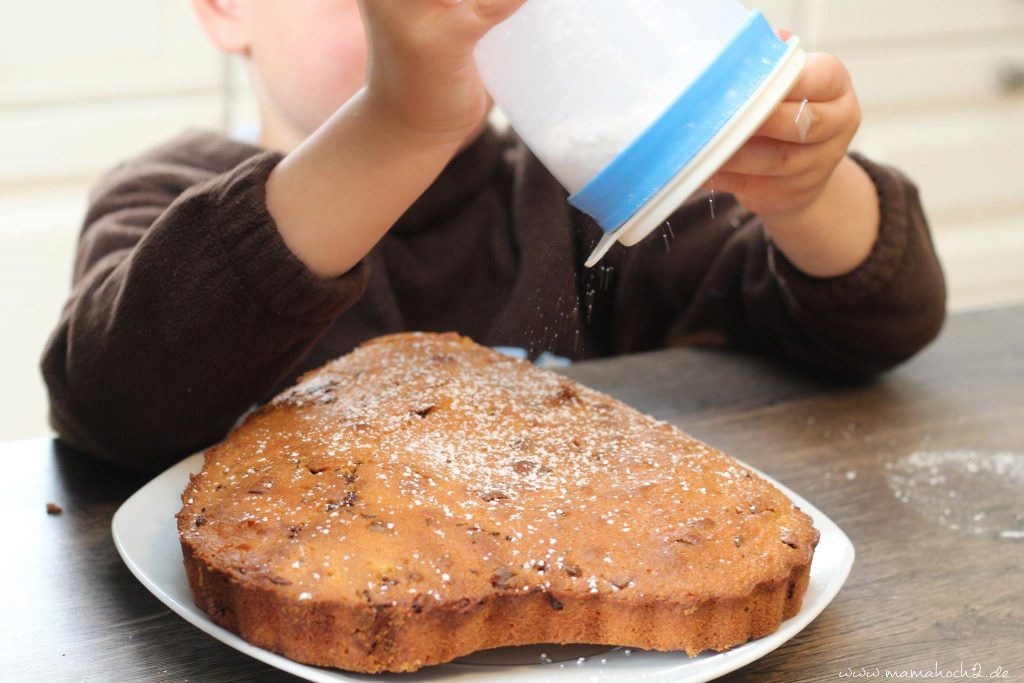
[4,306,1022,682]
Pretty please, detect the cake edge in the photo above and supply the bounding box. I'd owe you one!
[179,534,816,673]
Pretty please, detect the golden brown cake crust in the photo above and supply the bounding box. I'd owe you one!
[178,333,818,673]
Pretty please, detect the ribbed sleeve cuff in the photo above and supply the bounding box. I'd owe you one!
[207,151,369,323]
[767,153,911,310]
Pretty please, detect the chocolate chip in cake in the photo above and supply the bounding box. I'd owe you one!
[510,436,531,451]
[549,382,580,406]
[563,564,582,578]
[480,489,509,502]
[490,566,516,588]
[546,592,564,610]
[610,577,633,590]
[687,517,716,531]
[672,530,703,545]
[270,576,292,586]
[512,460,537,475]
[195,515,207,527]
[411,405,436,419]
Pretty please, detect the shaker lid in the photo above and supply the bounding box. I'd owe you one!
[571,12,805,267]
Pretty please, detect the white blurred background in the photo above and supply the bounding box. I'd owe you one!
[1,0,1022,442]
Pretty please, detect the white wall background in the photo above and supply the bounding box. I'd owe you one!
[1,0,1022,442]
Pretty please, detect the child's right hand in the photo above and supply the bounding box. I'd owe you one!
[268,1,526,279]
[358,0,527,146]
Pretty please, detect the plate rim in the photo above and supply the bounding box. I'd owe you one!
[112,452,854,683]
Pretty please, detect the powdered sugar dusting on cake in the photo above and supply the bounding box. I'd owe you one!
[179,333,815,609]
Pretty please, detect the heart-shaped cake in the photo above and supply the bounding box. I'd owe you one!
[178,332,817,672]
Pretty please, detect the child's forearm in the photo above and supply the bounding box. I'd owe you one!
[265,90,466,279]
[760,156,880,278]
[265,0,527,280]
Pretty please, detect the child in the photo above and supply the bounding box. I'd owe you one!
[41,0,946,470]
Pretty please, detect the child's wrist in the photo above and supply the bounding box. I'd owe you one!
[760,157,881,279]
[361,85,486,151]
[267,89,472,280]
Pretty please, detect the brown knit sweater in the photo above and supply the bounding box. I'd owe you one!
[40,127,946,470]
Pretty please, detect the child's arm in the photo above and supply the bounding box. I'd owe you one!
[266,0,527,278]
[605,156,946,376]
[41,0,526,469]
[40,147,367,469]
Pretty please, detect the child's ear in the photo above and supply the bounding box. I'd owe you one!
[191,0,250,54]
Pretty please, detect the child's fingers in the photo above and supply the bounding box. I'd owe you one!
[705,170,824,213]
[717,137,824,177]
[755,95,856,144]
[786,53,852,103]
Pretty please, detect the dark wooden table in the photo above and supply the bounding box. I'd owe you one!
[4,306,1023,682]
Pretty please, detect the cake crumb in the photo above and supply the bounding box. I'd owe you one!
[46,502,63,515]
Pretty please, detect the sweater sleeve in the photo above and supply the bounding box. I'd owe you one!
[41,149,368,471]
[610,154,947,376]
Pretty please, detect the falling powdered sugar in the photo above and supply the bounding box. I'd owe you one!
[794,98,811,143]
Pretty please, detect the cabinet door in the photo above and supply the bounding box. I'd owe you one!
[0,0,222,105]
[0,0,227,186]
[855,100,1024,221]
[803,0,1024,46]
[0,96,226,186]
[843,39,1024,110]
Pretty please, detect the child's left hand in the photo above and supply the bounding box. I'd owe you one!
[708,50,860,218]
[706,45,882,279]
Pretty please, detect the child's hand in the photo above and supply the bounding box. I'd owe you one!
[706,49,881,279]
[268,0,528,279]
[708,51,861,218]
[358,0,527,145]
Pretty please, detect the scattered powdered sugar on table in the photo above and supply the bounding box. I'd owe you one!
[885,450,1024,539]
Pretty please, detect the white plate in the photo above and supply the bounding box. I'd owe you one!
[113,453,854,683]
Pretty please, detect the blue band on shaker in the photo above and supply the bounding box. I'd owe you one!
[568,11,788,232]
